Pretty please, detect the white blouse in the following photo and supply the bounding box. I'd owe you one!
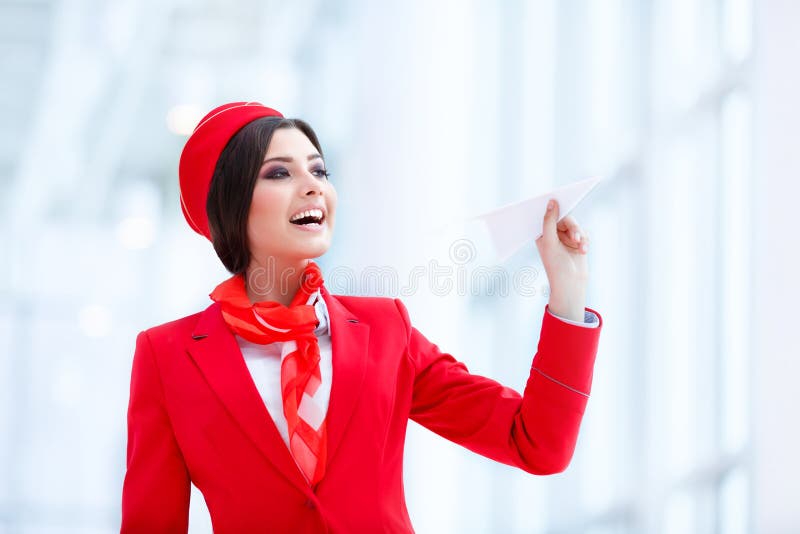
[236,291,599,447]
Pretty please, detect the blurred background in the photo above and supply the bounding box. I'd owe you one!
[1,0,798,532]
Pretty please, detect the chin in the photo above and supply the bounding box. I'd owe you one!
[293,241,331,260]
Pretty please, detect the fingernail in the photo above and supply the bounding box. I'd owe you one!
[581,243,588,252]
[547,200,554,211]
[574,232,581,242]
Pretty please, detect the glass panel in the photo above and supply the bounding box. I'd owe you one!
[664,132,700,478]
[578,192,637,516]
[719,467,749,534]
[663,491,696,534]
[651,0,720,116]
[719,90,752,455]
[586,523,632,534]
[586,0,628,170]
[722,0,753,63]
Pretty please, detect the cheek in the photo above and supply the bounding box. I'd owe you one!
[326,186,338,219]
[247,186,288,244]
[247,186,285,231]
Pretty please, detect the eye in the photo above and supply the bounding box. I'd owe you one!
[311,168,331,179]
[263,167,290,179]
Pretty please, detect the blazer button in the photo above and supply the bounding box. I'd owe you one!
[304,498,316,510]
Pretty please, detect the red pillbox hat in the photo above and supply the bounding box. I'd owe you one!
[179,101,283,240]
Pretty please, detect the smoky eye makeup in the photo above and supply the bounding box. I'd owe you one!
[262,167,290,179]
[311,166,330,179]
[260,165,330,180]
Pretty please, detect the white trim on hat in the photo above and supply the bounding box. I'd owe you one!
[179,189,203,235]
[192,101,261,134]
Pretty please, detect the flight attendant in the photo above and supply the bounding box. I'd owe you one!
[120,102,602,533]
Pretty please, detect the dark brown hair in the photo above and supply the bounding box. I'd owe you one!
[206,117,324,274]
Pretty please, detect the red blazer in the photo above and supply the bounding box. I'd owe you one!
[121,286,602,533]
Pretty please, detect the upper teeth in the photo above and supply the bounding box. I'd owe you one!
[290,209,323,222]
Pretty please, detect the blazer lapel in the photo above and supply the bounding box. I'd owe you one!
[185,288,370,491]
[185,302,309,491]
[319,286,370,467]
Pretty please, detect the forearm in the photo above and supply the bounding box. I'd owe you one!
[548,282,587,323]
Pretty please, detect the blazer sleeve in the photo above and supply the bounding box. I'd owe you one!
[396,298,602,475]
[121,330,191,533]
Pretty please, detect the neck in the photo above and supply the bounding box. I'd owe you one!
[243,256,312,307]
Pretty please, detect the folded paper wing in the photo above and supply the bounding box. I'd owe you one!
[467,177,602,264]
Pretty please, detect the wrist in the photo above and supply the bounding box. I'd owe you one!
[548,290,587,322]
[548,305,585,323]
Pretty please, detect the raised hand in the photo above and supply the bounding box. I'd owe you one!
[534,198,590,322]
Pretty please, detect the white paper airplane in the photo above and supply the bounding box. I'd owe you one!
[463,177,603,264]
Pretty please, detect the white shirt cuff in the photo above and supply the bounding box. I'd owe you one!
[547,308,600,328]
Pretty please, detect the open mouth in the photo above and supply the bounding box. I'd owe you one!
[290,215,325,225]
[289,210,326,226]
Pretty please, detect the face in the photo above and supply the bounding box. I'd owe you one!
[247,127,337,264]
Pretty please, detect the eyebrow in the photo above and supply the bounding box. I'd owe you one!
[261,154,323,165]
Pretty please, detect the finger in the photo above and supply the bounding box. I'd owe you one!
[576,230,590,253]
[579,232,590,254]
[557,226,590,252]
[556,215,579,233]
[541,198,559,245]
[556,216,583,247]
[557,228,579,248]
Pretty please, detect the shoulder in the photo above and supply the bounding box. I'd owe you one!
[138,304,211,347]
[325,292,412,337]
[330,293,395,312]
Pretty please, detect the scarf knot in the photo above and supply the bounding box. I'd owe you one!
[209,261,324,345]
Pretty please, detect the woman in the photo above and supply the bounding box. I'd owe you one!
[120,101,602,533]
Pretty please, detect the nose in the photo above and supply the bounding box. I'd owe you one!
[299,170,324,196]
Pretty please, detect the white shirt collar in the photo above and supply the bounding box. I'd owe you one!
[312,289,329,336]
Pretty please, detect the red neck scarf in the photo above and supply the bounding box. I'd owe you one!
[209,261,324,344]
[209,261,327,486]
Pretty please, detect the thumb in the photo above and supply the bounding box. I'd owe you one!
[541,198,559,245]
